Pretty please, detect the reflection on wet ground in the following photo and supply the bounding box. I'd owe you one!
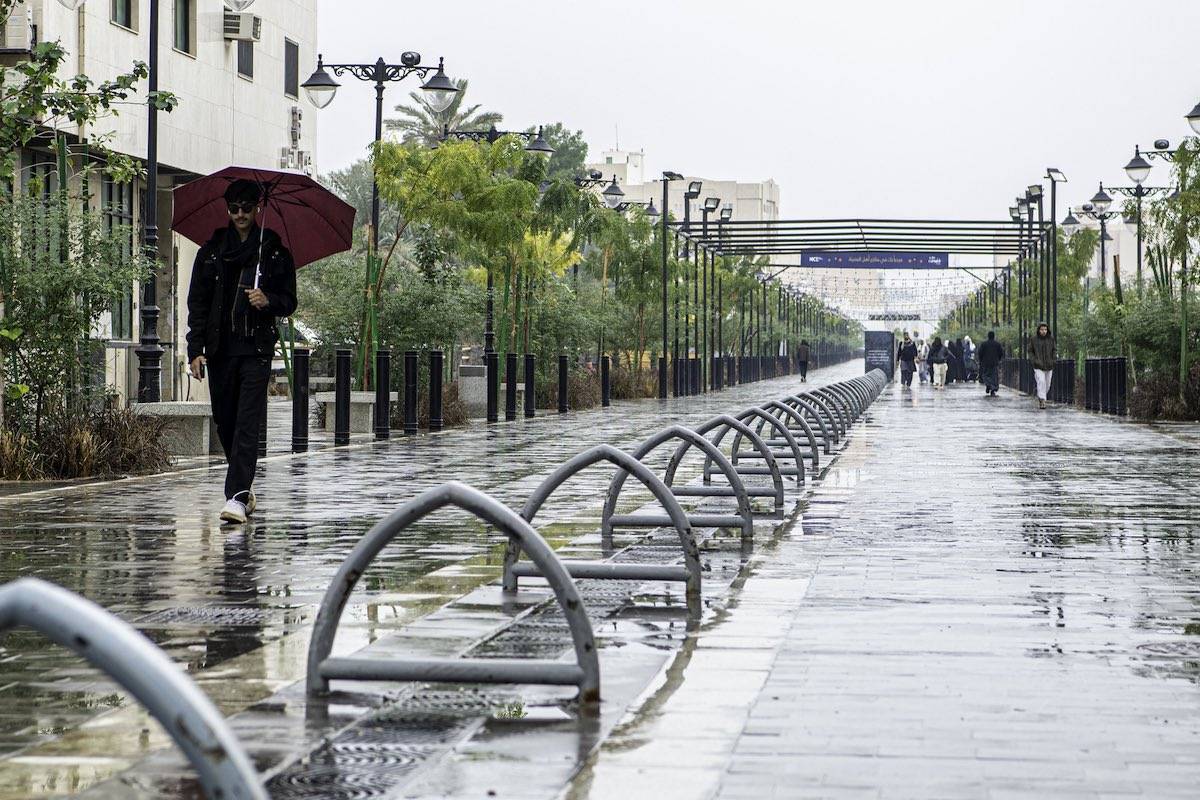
[6,370,1200,799]
[0,364,857,798]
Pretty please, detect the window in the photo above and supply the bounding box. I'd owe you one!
[237,39,254,79]
[111,0,134,30]
[173,0,194,54]
[102,178,136,340]
[284,39,299,97]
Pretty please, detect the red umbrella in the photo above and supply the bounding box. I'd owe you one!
[171,165,356,270]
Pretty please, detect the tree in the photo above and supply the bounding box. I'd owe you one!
[532,122,588,182]
[385,79,502,148]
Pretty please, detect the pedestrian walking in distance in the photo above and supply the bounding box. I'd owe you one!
[186,179,297,524]
[896,333,918,388]
[977,331,1004,396]
[928,336,949,389]
[797,340,810,382]
[916,338,930,384]
[1029,321,1056,409]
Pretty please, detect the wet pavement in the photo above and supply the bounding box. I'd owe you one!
[0,363,853,798]
[3,367,1200,799]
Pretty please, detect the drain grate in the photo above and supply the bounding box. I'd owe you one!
[136,606,287,626]
[1137,640,1200,658]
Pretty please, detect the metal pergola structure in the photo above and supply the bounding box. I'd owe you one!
[671,218,1050,256]
[654,216,1057,399]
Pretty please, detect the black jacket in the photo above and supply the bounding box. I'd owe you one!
[187,226,297,362]
[897,341,917,365]
[977,339,1004,368]
[929,343,948,364]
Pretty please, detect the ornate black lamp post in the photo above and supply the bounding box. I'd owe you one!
[302,53,458,254]
[658,172,684,398]
[440,125,554,357]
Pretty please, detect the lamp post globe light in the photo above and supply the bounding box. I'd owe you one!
[1187,101,1200,135]
[601,175,625,209]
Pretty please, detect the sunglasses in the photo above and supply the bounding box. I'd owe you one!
[227,202,258,214]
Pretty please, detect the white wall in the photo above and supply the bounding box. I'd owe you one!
[28,0,320,404]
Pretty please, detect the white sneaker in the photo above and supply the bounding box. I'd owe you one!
[220,498,248,524]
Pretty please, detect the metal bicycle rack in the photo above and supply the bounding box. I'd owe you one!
[307,481,601,703]
[675,414,785,515]
[756,400,821,475]
[722,406,808,485]
[782,394,837,453]
[600,425,755,541]
[812,387,852,433]
[0,578,267,800]
[503,444,702,611]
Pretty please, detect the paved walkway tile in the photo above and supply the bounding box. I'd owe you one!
[568,380,1200,800]
[0,363,856,797]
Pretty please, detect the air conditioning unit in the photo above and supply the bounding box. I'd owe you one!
[1,3,35,57]
[222,12,261,42]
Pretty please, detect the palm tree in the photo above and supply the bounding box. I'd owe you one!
[385,79,502,147]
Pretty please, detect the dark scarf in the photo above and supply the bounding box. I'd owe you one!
[221,225,263,342]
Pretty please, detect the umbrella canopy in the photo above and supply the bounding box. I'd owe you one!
[171,166,356,268]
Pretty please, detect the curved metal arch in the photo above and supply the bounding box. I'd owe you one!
[782,394,835,453]
[725,407,806,487]
[841,379,869,411]
[667,414,785,515]
[759,400,820,474]
[825,382,862,419]
[0,578,266,800]
[308,481,600,701]
[509,444,701,601]
[813,386,851,431]
[800,390,846,439]
[600,426,754,539]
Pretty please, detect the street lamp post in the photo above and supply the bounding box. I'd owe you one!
[135,0,166,402]
[1046,168,1067,335]
[1077,185,1121,293]
[659,172,684,398]
[700,196,720,393]
[302,53,457,254]
[442,125,554,358]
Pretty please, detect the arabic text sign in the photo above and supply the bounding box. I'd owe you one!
[800,251,949,269]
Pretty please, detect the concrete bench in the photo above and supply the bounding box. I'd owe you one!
[313,391,398,433]
[132,401,217,457]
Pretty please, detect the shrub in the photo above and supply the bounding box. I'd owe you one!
[0,406,170,481]
[610,365,656,400]
[545,368,600,411]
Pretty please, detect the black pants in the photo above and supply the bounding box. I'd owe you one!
[900,363,914,386]
[208,355,270,500]
[798,360,808,379]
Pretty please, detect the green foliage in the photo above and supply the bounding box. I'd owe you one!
[533,122,588,182]
[385,79,502,148]
[0,184,151,434]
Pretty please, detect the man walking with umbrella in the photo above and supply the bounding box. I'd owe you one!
[186,179,296,523]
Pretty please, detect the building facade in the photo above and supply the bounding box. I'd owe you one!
[6,0,318,403]
[586,149,781,224]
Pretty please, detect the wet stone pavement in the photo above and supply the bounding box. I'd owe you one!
[2,365,1200,799]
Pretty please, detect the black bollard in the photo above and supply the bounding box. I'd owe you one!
[505,352,518,421]
[485,351,499,423]
[291,347,309,453]
[403,350,418,435]
[429,350,443,431]
[601,355,611,407]
[558,354,569,414]
[334,347,351,446]
[374,348,391,441]
[524,353,535,418]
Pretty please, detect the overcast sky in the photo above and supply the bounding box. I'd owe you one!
[314,0,1198,221]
